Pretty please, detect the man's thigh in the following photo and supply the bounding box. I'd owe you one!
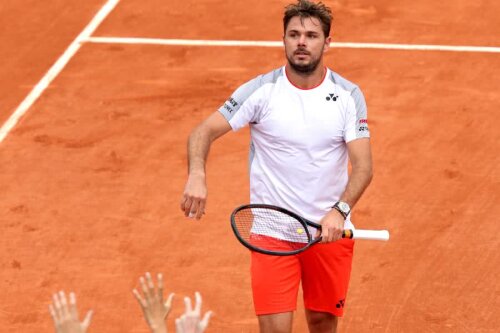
[300,239,355,316]
[251,249,301,315]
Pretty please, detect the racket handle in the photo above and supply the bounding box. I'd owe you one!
[343,229,390,241]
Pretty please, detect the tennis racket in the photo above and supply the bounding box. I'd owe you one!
[231,204,390,256]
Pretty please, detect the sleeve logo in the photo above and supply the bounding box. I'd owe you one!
[358,119,369,132]
[224,97,239,113]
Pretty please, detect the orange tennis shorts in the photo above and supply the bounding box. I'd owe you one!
[250,234,355,317]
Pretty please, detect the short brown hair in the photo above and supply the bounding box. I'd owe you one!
[283,0,333,37]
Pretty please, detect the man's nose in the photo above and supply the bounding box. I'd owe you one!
[298,34,306,46]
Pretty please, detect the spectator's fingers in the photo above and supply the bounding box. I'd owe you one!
[48,304,58,324]
[82,310,93,330]
[175,317,184,333]
[59,291,70,317]
[198,311,213,333]
[194,291,202,314]
[68,292,79,320]
[132,289,147,308]
[139,277,150,302]
[145,272,155,293]
[164,293,175,313]
[184,296,193,313]
[53,293,63,319]
[157,273,164,303]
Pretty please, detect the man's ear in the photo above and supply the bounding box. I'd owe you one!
[324,36,332,52]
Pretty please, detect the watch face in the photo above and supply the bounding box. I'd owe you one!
[338,202,350,213]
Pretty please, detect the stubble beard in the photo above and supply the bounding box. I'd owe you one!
[286,48,323,74]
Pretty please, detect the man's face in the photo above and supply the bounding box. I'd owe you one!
[283,16,330,74]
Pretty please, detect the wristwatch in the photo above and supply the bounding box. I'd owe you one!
[332,201,351,219]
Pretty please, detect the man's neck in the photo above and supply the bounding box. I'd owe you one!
[285,64,326,89]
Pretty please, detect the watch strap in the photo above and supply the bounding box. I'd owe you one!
[332,205,347,219]
[332,201,350,219]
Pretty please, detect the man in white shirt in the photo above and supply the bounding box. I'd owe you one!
[180,1,373,332]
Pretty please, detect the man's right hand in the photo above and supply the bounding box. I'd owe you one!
[180,111,232,220]
[180,173,207,220]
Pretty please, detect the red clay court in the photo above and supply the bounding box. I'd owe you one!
[0,0,498,332]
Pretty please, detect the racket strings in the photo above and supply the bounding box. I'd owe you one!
[233,207,310,253]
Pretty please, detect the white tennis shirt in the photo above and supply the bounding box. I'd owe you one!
[219,66,370,233]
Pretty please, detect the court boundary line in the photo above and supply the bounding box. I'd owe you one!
[2,26,498,144]
[0,0,121,144]
[83,36,500,53]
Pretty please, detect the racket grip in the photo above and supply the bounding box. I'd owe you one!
[345,229,390,241]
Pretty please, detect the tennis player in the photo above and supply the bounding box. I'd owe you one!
[180,1,373,332]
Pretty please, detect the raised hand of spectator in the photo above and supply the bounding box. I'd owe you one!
[49,291,93,333]
[133,272,175,333]
[175,292,212,333]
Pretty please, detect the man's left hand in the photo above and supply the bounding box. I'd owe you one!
[317,209,345,243]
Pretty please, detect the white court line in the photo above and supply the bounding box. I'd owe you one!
[84,36,500,53]
[0,0,121,144]
[3,27,498,144]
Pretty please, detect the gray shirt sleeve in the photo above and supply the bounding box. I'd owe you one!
[218,67,283,128]
[345,87,370,141]
[329,70,370,142]
[218,76,263,123]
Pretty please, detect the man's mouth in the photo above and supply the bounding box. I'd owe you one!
[295,50,310,56]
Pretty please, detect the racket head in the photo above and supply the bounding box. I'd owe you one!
[230,204,316,256]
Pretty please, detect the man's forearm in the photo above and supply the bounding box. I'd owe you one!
[340,166,373,208]
[187,127,213,176]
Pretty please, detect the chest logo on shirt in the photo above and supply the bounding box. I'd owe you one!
[326,93,338,102]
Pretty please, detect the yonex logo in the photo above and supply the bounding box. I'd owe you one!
[336,299,345,309]
[326,93,338,102]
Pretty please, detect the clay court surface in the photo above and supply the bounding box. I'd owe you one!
[0,0,499,332]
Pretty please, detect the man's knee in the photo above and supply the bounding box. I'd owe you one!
[306,310,338,333]
[258,312,293,333]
